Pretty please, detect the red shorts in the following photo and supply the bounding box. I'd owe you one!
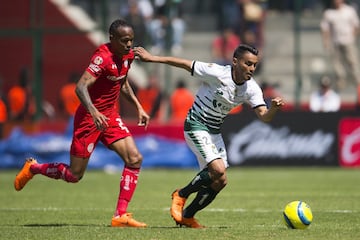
[70,111,131,158]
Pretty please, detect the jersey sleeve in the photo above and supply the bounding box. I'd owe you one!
[86,51,107,78]
[247,80,267,108]
[192,61,226,79]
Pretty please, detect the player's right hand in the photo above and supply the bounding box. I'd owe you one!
[91,110,109,131]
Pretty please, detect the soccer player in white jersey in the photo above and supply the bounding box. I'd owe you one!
[134,44,284,228]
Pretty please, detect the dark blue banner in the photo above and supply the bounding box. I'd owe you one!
[0,127,198,169]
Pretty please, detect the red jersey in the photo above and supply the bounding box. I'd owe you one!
[70,43,134,158]
[77,43,134,116]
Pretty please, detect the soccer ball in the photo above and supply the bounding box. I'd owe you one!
[283,201,313,229]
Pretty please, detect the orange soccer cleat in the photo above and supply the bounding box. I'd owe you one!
[111,213,147,228]
[14,158,38,191]
[170,189,187,223]
[177,217,205,229]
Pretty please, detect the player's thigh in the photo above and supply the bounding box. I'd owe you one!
[71,113,101,158]
[110,136,142,165]
[184,130,228,169]
[101,115,142,164]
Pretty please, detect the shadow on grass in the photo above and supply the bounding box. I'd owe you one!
[24,223,102,227]
[23,224,230,229]
[147,225,230,229]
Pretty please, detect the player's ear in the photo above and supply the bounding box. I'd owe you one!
[232,57,238,66]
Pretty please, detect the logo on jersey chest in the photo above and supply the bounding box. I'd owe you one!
[108,60,129,81]
[111,60,128,69]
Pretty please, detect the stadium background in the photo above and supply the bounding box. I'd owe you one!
[0,0,360,168]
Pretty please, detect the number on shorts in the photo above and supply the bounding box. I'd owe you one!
[116,118,129,133]
[202,136,210,145]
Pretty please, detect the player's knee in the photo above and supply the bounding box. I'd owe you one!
[126,152,143,168]
[210,173,227,192]
[221,175,228,187]
[218,173,227,188]
[210,169,227,187]
[209,167,225,179]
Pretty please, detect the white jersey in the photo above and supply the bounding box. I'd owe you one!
[185,61,266,134]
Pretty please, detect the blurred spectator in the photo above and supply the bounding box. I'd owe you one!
[149,0,186,55]
[0,98,7,138]
[7,68,35,121]
[137,0,154,19]
[120,1,153,89]
[357,85,360,109]
[238,0,266,45]
[136,0,155,34]
[136,75,164,120]
[8,78,27,120]
[320,0,360,90]
[238,0,266,72]
[211,27,241,65]
[309,76,341,112]
[59,72,81,118]
[124,0,149,47]
[0,76,8,139]
[120,0,154,25]
[170,79,194,122]
[216,0,241,31]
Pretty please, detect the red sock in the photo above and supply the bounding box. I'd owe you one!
[30,163,79,183]
[115,167,140,216]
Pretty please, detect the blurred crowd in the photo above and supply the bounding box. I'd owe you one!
[119,0,186,55]
[2,0,360,140]
[116,0,268,123]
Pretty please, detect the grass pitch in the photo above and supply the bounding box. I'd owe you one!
[1,167,360,240]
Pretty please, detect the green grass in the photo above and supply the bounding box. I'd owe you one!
[1,167,360,240]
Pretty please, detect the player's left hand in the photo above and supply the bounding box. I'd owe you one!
[137,108,150,130]
[271,97,284,108]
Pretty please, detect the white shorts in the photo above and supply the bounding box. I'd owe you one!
[184,130,229,170]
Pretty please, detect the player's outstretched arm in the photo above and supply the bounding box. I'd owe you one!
[134,47,193,72]
[254,97,284,123]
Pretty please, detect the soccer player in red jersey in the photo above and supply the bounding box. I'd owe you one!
[14,19,150,227]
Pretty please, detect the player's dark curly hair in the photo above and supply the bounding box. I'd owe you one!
[233,44,259,58]
[109,19,132,36]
